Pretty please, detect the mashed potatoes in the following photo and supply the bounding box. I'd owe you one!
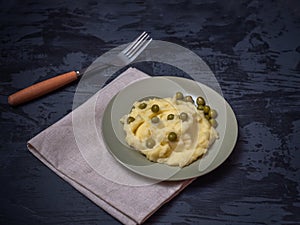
[120,94,219,167]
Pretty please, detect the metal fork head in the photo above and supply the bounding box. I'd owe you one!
[120,31,152,63]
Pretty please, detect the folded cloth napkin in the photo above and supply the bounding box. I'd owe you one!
[28,67,194,225]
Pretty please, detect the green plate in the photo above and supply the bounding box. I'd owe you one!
[102,76,238,181]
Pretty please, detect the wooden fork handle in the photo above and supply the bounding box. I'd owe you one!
[8,71,78,106]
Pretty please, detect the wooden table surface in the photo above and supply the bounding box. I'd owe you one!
[1,1,299,224]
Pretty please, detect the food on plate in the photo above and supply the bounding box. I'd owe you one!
[120,92,219,167]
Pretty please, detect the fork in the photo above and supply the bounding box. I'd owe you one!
[8,31,152,106]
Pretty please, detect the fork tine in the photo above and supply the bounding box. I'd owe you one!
[124,32,150,56]
[125,33,150,57]
[122,31,146,54]
[126,38,152,61]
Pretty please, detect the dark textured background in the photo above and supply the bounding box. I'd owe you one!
[1,0,299,224]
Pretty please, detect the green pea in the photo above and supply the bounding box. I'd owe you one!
[184,95,194,103]
[146,138,156,148]
[167,114,174,120]
[205,114,211,120]
[168,132,177,142]
[179,112,188,121]
[151,104,160,113]
[196,96,205,106]
[127,116,135,124]
[203,105,210,115]
[209,118,218,127]
[197,105,204,111]
[151,116,160,123]
[138,102,147,109]
[175,92,184,100]
[209,109,217,118]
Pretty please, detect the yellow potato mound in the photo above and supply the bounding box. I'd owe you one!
[120,95,218,167]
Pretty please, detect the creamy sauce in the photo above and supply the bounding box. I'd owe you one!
[120,96,219,167]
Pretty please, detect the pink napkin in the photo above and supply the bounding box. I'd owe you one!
[28,67,194,225]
